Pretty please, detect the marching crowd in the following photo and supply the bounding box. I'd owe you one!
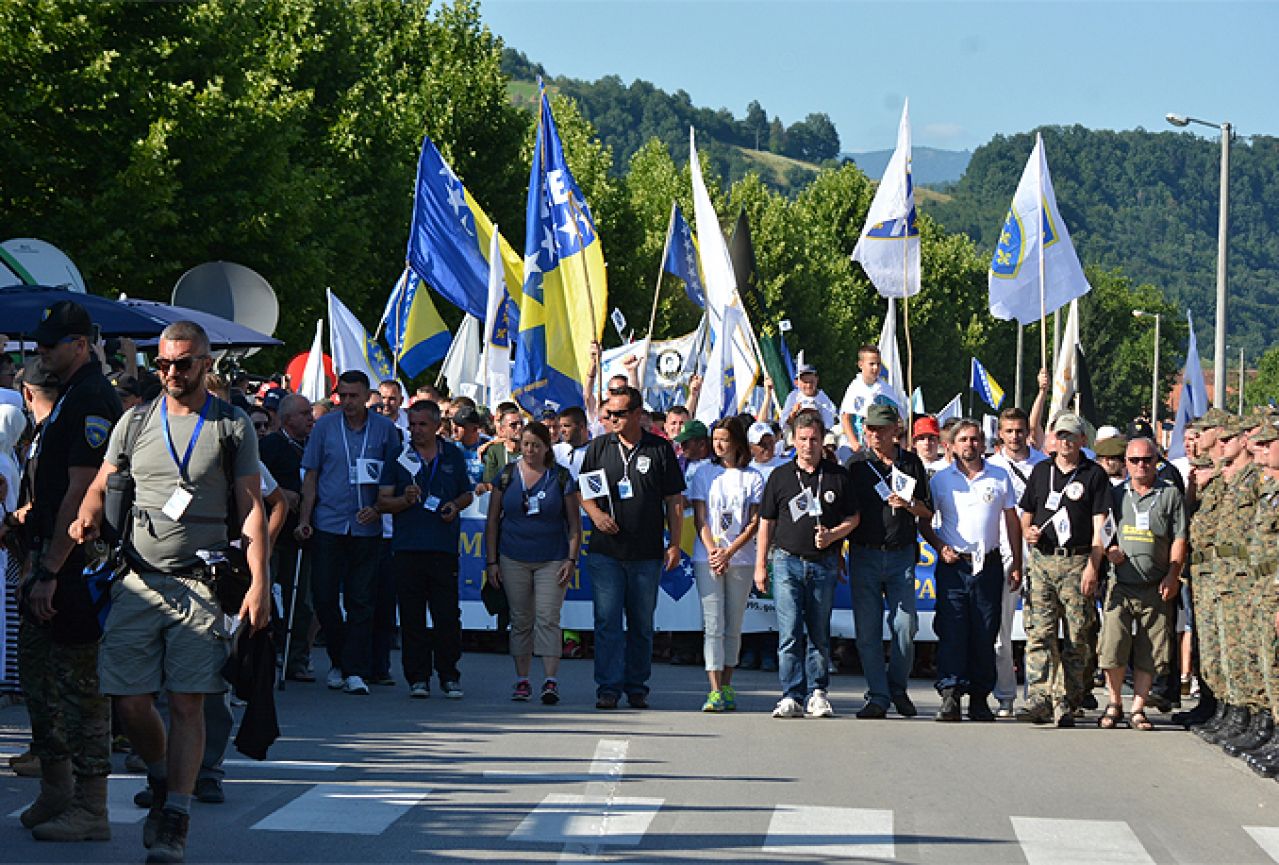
[2,299,1278,863]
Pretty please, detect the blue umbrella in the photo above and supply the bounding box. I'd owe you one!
[0,285,168,338]
[120,299,282,349]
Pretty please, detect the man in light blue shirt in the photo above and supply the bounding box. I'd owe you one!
[297,370,401,695]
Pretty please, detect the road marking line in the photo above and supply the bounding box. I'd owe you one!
[510,793,664,848]
[1245,826,1279,861]
[225,758,341,771]
[251,783,430,834]
[1012,816,1155,865]
[762,805,895,860]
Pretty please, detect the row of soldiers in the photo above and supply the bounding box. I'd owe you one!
[1178,406,1279,777]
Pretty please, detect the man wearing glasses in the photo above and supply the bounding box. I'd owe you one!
[17,302,121,842]
[73,320,270,861]
[1096,436,1186,732]
[480,402,524,493]
[295,370,401,696]
[1017,411,1112,727]
[578,386,684,709]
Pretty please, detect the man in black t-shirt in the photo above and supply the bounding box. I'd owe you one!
[18,302,122,840]
[259,392,314,681]
[755,410,859,719]
[844,403,933,719]
[579,387,685,709]
[1017,411,1113,726]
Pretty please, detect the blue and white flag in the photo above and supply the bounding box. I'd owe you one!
[988,133,1091,325]
[852,100,920,299]
[877,298,908,414]
[1168,311,1209,460]
[328,289,394,385]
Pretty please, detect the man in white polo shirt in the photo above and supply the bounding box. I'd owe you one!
[921,418,1022,722]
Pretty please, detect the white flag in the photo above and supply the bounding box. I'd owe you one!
[852,100,920,299]
[1049,299,1081,419]
[481,227,512,406]
[699,306,746,424]
[298,319,328,403]
[690,127,759,419]
[327,289,394,385]
[936,392,963,423]
[877,297,909,415]
[439,314,482,398]
[988,132,1091,325]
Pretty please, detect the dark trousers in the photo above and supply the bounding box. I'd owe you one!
[934,557,1004,698]
[373,540,397,679]
[393,550,462,686]
[310,530,382,679]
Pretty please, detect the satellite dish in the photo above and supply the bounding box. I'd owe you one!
[172,261,278,356]
[0,238,86,292]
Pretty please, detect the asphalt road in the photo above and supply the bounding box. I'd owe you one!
[2,650,1278,864]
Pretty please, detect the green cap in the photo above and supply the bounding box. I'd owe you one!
[674,419,709,444]
[1093,436,1128,458]
[865,402,901,427]
[1252,424,1279,445]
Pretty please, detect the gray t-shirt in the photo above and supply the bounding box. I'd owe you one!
[106,398,259,572]
[1112,479,1187,585]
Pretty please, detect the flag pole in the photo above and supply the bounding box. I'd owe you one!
[1014,323,1024,409]
[901,245,914,429]
[1037,138,1048,376]
[641,202,677,385]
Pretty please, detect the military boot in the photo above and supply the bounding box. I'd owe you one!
[1195,702,1235,740]
[1247,731,1279,777]
[1203,705,1251,745]
[10,750,42,778]
[1175,691,1218,727]
[19,758,73,829]
[31,775,111,842]
[1225,709,1274,757]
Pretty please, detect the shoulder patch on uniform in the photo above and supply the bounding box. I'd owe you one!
[85,415,111,449]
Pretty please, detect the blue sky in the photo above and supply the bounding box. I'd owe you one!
[481,1,1277,153]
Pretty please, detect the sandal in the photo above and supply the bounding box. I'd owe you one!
[1097,702,1125,729]
[1131,709,1154,731]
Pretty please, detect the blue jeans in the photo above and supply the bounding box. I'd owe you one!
[772,549,839,701]
[850,546,918,707]
[591,555,662,699]
[934,557,1004,697]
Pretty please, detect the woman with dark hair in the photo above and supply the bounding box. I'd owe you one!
[689,417,763,712]
[485,421,582,704]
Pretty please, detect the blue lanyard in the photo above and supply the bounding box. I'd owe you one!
[161,396,210,482]
[416,446,441,494]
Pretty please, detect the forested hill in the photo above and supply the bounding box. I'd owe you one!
[501,49,837,193]
[930,126,1279,358]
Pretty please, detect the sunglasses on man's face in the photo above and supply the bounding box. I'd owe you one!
[253,420,270,431]
[606,408,634,420]
[1126,456,1155,465]
[154,355,206,374]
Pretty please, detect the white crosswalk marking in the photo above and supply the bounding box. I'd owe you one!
[510,793,664,847]
[762,805,895,860]
[1245,826,1279,861]
[251,783,430,834]
[1011,816,1155,865]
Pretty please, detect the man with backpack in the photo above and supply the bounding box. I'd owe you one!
[72,320,271,863]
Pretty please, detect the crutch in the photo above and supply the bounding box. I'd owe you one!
[279,548,303,691]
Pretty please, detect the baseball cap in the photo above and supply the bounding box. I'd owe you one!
[675,419,709,444]
[452,406,481,427]
[747,421,775,445]
[1049,412,1085,436]
[1128,419,1155,440]
[1252,424,1279,445]
[865,402,900,427]
[32,300,93,346]
[1095,425,1122,441]
[912,415,941,439]
[21,357,59,388]
[796,363,817,377]
[261,387,285,413]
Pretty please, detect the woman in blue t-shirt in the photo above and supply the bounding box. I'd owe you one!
[484,421,582,704]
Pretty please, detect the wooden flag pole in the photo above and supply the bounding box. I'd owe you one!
[641,202,677,385]
[902,244,914,429]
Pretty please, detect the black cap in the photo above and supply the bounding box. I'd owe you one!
[32,300,92,346]
[22,357,60,388]
[112,374,141,398]
[453,406,482,426]
[261,388,285,413]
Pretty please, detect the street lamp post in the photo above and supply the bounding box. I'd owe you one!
[1133,309,1161,427]
[1167,113,1231,409]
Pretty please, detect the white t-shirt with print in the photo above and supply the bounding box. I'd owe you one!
[691,464,765,567]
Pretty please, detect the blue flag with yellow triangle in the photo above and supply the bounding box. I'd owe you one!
[511,86,608,413]
[381,268,452,378]
[970,356,1005,411]
[664,203,705,309]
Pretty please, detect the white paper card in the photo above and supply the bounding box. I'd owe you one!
[423,495,441,512]
[162,487,193,522]
[617,478,634,500]
[1134,510,1150,531]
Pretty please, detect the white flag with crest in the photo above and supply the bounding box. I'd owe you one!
[852,100,920,299]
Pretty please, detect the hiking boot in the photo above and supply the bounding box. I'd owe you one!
[934,688,961,722]
[145,808,189,863]
[32,775,111,841]
[142,777,167,848]
[1225,709,1274,757]
[20,757,73,829]
[10,750,41,778]
[1203,705,1250,745]
[1015,700,1053,724]
[1174,694,1218,727]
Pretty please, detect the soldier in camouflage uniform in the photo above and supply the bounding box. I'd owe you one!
[1238,423,1279,773]
[1198,416,1265,748]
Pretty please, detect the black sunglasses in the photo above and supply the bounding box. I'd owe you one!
[1126,456,1155,465]
[154,355,206,374]
[606,408,634,420]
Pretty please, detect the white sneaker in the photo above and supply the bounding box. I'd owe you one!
[996,699,1015,719]
[772,697,805,718]
[344,675,370,695]
[806,689,835,718]
[326,668,344,690]
[410,681,430,699]
[442,681,464,699]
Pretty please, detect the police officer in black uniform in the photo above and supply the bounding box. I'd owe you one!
[18,300,123,841]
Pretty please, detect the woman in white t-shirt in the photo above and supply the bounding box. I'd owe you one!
[690,417,763,713]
